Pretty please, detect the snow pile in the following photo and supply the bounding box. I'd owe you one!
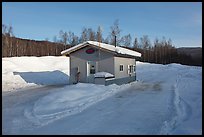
[2,56,69,92]
[94,72,114,78]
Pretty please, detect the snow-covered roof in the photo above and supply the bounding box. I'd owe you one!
[61,41,141,58]
[94,72,114,78]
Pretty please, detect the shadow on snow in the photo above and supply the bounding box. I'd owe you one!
[13,70,69,86]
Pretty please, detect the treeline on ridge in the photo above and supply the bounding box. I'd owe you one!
[2,21,202,66]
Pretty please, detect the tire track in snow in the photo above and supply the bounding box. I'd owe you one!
[23,85,122,127]
[159,71,192,135]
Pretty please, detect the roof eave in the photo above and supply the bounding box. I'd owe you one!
[61,42,89,55]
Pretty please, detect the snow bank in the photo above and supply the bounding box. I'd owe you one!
[2,56,69,92]
[94,72,114,78]
[136,61,202,135]
[166,64,202,135]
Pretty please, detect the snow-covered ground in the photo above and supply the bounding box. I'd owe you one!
[2,56,202,135]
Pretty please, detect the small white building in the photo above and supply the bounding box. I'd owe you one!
[61,41,141,85]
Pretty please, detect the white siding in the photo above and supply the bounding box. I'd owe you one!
[114,57,136,79]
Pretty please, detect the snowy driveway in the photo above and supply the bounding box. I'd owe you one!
[27,82,173,135]
[3,82,172,135]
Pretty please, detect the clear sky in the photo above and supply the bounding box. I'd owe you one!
[2,2,202,48]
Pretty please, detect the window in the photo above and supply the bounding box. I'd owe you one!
[90,65,95,74]
[129,65,133,73]
[119,65,124,72]
[128,65,135,74]
[133,65,136,73]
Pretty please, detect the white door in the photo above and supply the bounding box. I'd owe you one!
[87,61,96,83]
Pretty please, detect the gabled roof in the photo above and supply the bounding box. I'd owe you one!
[61,41,142,58]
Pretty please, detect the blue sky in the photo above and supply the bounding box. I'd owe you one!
[2,2,202,47]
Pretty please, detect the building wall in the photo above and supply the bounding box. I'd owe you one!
[69,45,114,84]
[70,45,114,61]
[98,57,114,75]
[70,56,87,84]
[114,56,136,79]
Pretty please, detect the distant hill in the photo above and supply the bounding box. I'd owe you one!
[177,47,202,59]
[2,35,70,57]
[176,47,202,66]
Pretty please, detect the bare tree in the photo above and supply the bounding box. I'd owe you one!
[2,24,14,36]
[67,31,74,45]
[8,26,14,37]
[87,28,95,41]
[154,38,159,63]
[110,19,121,46]
[2,24,14,56]
[121,34,132,47]
[2,24,7,56]
[8,25,14,56]
[80,27,88,43]
[140,35,150,62]
[148,44,152,62]
[133,37,139,50]
[104,37,109,44]
[167,38,173,63]
[71,35,79,46]
[96,26,102,43]
[2,24,7,35]
[161,36,166,64]
[59,30,68,50]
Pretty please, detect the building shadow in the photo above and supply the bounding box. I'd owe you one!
[13,70,69,85]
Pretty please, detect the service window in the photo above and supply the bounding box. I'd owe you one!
[90,65,95,74]
[119,65,124,72]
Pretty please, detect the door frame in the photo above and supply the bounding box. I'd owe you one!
[87,61,97,83]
